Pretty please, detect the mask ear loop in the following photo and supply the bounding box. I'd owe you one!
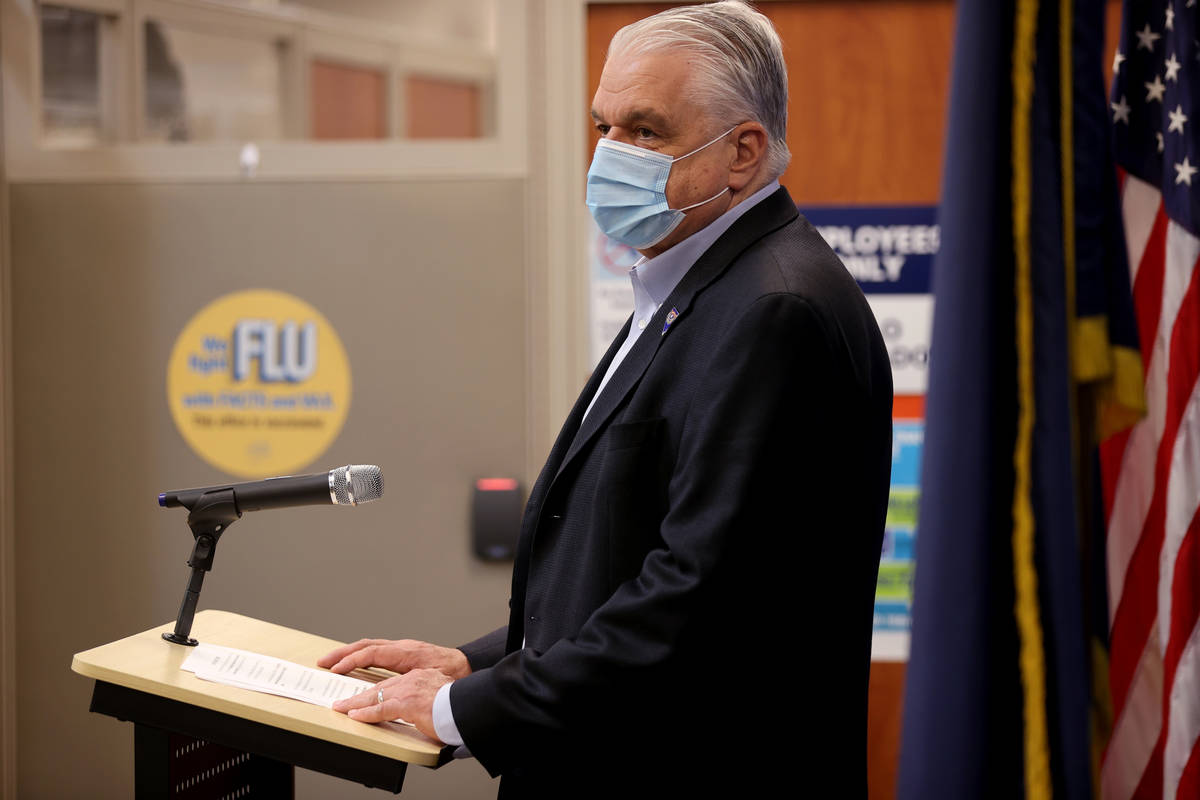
[677,186,730,212]
[670,125,738,162]
[669,126,737,213]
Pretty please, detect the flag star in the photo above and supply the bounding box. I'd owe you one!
[1167,6,1175,30]
[1158,131,1165,153]
[1112,94,1132,123]
[1169,104,1188,133]
[1136,23,1161,51]
[1166,53,1182,80]
[1146,74,1167,102]
[1114,50,1126,73]
[1175,157,1198,185]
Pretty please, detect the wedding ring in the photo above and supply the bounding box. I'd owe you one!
[377,688,384,706]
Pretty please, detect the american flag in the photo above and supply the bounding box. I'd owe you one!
[1103,1,1200,797]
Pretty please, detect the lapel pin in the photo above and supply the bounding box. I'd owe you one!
[661,307,680,336]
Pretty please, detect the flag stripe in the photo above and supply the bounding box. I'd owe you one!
[1175,725,1200,800]
[1107,416,1156,637]
[1132,736,1163,799]
[1132,209,1169,365]
[1102,629,1163,800]
[1164,506,1200,798]
[1106,399,1156,639]
[1161,382,1200,675]
[1123,173,1164,285]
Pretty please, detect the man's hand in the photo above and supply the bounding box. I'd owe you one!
[332,669,451,741]
[317,638,471,680]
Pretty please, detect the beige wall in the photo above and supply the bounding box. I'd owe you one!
[10,179,531,799]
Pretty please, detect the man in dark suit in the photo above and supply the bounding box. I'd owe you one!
[321,2,892,795]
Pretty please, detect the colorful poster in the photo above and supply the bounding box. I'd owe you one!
[873,419,924,660]
[166,289,352,478]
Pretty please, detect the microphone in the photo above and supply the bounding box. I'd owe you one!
[158,465,383,512]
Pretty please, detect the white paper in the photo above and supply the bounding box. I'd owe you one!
[180,643,411,724]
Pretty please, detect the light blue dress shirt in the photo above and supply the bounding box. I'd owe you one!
[432,179,782,753]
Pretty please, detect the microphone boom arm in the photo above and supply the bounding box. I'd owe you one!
[162,489,241,646]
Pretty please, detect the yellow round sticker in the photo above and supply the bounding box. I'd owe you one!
[166,290,351,478]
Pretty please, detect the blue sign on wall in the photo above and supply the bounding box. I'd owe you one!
[800,205,938,295]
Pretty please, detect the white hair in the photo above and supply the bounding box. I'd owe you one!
[608,1,791,180]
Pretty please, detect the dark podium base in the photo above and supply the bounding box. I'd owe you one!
[134,726,294,799]
[90,681,419,797]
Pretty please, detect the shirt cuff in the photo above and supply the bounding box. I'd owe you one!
[433,681,472,758]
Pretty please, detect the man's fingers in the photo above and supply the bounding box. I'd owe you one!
[316,639,390,669]
[331,671,445,741]
[330,643,411,675]
[347,698,405,724]
[327,645,381,674]
[319,640,435,674]
[317,639,462,676]
[332,680,411,725]
[331,684,384,713]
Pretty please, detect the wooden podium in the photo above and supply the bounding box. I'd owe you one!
[71,610,451,798]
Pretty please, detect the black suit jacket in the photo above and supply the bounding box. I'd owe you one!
[451,187,893,797]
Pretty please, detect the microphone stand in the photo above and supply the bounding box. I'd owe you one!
[162,490,241,646]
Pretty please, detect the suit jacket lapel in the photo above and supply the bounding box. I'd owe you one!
[508,314,632,651]
[553,187,799,482]
[536,315,631,491]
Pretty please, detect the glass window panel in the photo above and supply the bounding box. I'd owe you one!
[144,20,285,143]
[310,60,387,140]
[405,75,482,139]
[40,5,106,145]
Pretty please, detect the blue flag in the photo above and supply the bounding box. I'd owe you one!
[897,1,1141,798]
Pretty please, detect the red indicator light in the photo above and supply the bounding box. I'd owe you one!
[476,478,518,492]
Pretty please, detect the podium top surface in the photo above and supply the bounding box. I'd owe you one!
[71,609,445,767]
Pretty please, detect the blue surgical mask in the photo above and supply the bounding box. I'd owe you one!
[586,127,735,250]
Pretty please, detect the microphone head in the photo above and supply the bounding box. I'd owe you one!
[330,465,383,506]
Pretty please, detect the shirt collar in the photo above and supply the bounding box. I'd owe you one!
[629,180,782,306]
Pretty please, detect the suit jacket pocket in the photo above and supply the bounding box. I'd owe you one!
[601,417,669,587]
